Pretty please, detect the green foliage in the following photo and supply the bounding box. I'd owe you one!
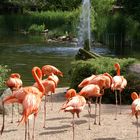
[91,0,115,39]
[125,17,140,40]
[0,0,81,13]
[91,0,140,45]
[0,9,80,36]
[122,0,140,22]
[92,0,114,15]
[69,57,135,104]
[0,65,10,89]
[28,24,45,33]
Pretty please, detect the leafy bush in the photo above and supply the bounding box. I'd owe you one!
[0,9,79,36]
[69,57,136,104]
[28,24,45,33]
[0,65,10,90]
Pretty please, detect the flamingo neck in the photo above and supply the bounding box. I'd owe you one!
[116,67,120,76]
[115,63,120,76]
[32,67,45,96]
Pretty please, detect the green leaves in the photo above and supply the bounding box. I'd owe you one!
[0,65,10,89]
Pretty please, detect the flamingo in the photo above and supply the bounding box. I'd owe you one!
[42,64,63,77]
[6,73,23,123]
[131,92,140,139]
[45,73,59,107]
[1,66,45,140]
[61,89,86,140]
[33,73,59,128]
[79,84,102,129]
[78,72,112,125]
[78,74,96,88]
[78,73,112,91]
[111,63,127,120]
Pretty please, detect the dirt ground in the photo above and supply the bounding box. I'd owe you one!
[0,87,139,140]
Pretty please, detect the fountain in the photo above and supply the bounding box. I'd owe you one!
[77,0,91,51]
[76,0,100,60]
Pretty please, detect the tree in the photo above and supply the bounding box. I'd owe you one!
[122,0,140,22]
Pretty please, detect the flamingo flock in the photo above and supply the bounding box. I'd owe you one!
[0,62,138,140]
[0,65,63,140]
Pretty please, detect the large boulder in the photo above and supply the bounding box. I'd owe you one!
[0,88,12,114]
[127,63,140,91]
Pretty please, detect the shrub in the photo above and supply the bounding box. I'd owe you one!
[69,57,136,104]
[0,65,10,91]
[28,24,45,33]
[0,9,79,36]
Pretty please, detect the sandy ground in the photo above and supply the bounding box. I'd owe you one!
[0,87,139,140]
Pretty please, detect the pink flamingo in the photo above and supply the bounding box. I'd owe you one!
[61,89,86,140]
[78,72,112,125]
[131,92,140,139]
[42,65,63,77]
[111,63,127,119]
[6,73,23,123]
[6,73,23,90]
[78,74,96,88]
[79,84,102,129]
[1,66,45,140]
[78,73,112,91]
[33,73,59,128]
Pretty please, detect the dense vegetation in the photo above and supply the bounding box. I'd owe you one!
[0,0,139,45]
[0,65,10,90]
[0,10,79,36]
[0,0,81,13]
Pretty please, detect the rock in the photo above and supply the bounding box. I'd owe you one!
[128,63,140,75]
[127,63,140,91]
[72,38,78,42]
[0,88,12,114]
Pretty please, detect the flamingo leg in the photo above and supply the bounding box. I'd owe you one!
[43,95,47,128]
[28,120,30,140]
[32,116,36,140]
[25,121,27,140]
[50,92,53,111]
[94,97,98,125]
[1,102,5,135]
[115,90,118,120]
[11,103,14,123]
[119,91,122,114]
[17,104,20,122]
[72,113,75,140]
[87,99,91,130]
[136,116,139,140]
[99,96,102,125]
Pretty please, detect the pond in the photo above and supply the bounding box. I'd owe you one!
[0,32,139,87]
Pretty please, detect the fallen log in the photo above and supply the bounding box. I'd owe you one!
[75,48,101,60]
